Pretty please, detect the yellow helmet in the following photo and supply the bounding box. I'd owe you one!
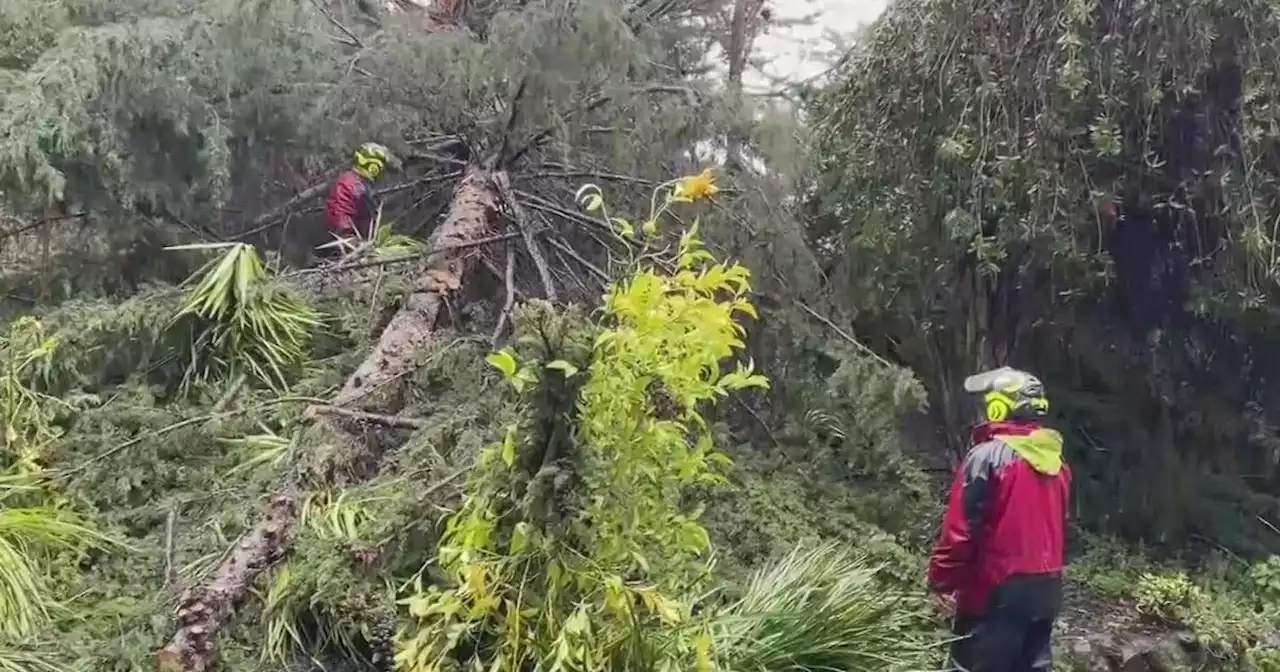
[353,142,396,179]
[963,366,1049,422]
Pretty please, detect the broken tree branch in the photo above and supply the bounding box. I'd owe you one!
[307,0,365,48]
[491,77,529,170]
[0,212,88,243]
[232,181,330,240]
[233,171,462,241]
[545,236,609,282]
[526,164,657,185]
[549,242,596,295]
[495,172,557,301]
[308,404,430,429]
[290,230,525,277]
[491,242,517,347]
[516,189,623,240]
[164,507,179,593]
[795,301,896,369]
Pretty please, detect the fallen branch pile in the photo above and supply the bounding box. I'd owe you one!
[157,167,500,672]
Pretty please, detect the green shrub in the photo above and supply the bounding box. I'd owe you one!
[1132,567,1274,660]
[1134,571,1202,623]
[1068,534,1153,600]
[1249,555,1280,601]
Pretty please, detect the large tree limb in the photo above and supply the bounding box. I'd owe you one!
[157,493,300,672]
[323,167,499,409]
[157,166,499,672]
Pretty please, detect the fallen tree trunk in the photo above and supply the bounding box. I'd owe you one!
[325,168,500,409]
[157,494,299,672]
[156,167,499,672]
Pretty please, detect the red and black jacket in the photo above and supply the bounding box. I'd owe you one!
[325,170,376,237]
[927,420,1071,616]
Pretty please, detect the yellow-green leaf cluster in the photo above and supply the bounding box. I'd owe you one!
[0,318,62,476]
[0,319,118,648]
[397,174,766,672]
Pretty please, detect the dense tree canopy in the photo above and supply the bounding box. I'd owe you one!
[812,0,1280,553]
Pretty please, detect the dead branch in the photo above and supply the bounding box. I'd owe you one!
[795,301,896,369]
[546,236,609,282]
[164,507,179,593]
[491,242,517,347]
[289,230,524,277]
[506,85,700,166]
[516,189,619,238]
[526,164,658,186]
[366,265,386,334]
[491,78,530,170]
[307,0,365,48]
[549,243,596,294]
[0,212,88,243]
[232,181,330,240]
[734,397,779,447]
[233,171,462,241]
[308,404,430,429]
[495,172,557,301]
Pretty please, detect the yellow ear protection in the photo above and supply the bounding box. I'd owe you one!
[984,391,1013,422]
[354,154,384,179]
[982,389,1049,421]
[353,143,389,179]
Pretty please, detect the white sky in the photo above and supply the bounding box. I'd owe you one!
[747,0,889,89]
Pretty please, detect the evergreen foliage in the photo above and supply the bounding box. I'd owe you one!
[812,0,1280,552]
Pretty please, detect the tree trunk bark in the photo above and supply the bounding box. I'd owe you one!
[155,166,499,672]
[324,167,498,409]
[157,494,299,672]
[722,0,767,172]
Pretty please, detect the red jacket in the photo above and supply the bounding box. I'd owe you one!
[325,170,376,237]
[927,420,1070,616]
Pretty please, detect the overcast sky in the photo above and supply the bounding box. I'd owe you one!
[748,0,889,89]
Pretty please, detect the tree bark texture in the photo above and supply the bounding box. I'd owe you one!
[326,167,498,409]
[157,494,299,672]
[156,166,499,671]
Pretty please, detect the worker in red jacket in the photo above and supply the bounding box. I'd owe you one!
[928,367,1070,672]
[321,142,397,256]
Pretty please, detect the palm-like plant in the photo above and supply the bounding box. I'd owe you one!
[0,648,66,672]
[711,544,937,672]
[0,474,112,640]
[0,320,118,671]
[169,242,322,392]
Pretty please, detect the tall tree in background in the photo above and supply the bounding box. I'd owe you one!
[810,0,1280,552]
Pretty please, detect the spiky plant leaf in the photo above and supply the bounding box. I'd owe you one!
[0,474,116,641]
[711,543,936,672]
[170,243,321,393]
[0,646,66,672]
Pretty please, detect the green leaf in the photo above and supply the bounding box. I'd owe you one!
[510,522,530,554]
[501,429,517,467]
[545,360,579,377]
[486,349,518,379]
